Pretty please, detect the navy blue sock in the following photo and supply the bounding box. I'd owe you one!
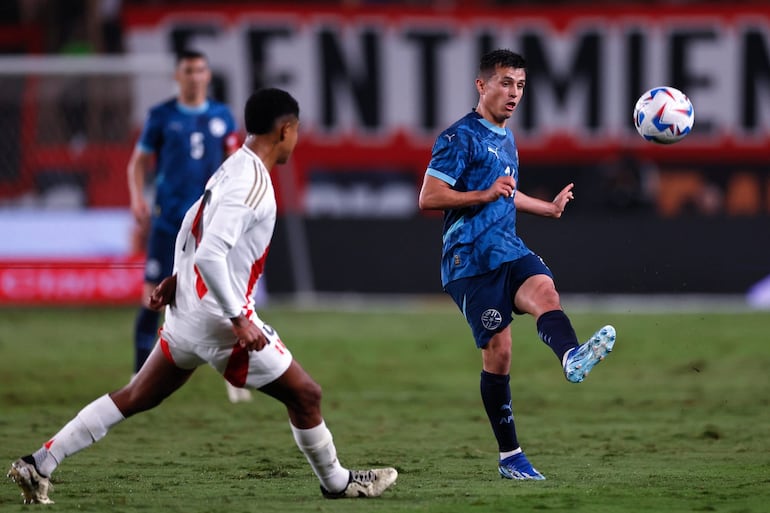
[480,371,518,453]
[134,307,160,372]
[536,310,580,362]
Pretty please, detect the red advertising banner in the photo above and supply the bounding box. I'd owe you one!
[0,257,144,305]
[124,3,770,163]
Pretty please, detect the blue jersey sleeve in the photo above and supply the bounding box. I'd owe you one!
[426,129,471,187]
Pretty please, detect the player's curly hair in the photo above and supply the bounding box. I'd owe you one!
[244,88,300,135]
[479,49,527,79]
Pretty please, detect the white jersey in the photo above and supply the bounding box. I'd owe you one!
[164,145,276,343]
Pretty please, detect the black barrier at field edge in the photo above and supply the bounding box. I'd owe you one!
[266,215,770,295]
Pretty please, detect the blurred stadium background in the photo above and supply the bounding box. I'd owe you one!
[0,0,769,308]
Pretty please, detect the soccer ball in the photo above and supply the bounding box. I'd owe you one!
[633,86,694,144]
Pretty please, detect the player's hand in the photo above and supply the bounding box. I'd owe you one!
[551,183,575,218]
[149,275,177,311]
[483,176,517,203]
[231,315,268,351]
[130,197,150,225]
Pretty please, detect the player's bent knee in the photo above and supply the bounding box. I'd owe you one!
[533,286,561,311]
[297,379,322,410]
[111,383,166,417]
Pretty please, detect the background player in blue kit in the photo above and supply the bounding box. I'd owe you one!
[126,50,246,401]
[418,49,617,480]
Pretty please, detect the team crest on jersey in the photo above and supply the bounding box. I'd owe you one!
[481,308,502,330]
[209,117,227,137]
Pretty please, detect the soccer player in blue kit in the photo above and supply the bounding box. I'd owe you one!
[418,49,617,480]
[127,50,246,401]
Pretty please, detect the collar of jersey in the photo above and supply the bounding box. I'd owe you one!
[242,145,258,160]
[176,100,210,115]
[471,110,507,136]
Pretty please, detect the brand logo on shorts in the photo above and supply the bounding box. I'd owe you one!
[481,309,502,330]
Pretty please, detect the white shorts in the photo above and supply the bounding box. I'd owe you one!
[158,311,293,390]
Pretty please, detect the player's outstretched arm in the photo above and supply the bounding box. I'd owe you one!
[419,174,516,210]
[515,183,574,218]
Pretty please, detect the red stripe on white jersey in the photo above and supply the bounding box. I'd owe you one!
[190,199,206,248]
[194,265,208,299]
[244,245,270,303]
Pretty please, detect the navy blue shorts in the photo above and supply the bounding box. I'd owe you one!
[144,225,176,284]
[444,253,553,349]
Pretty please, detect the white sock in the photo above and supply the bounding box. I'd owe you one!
[33,394,125,476]
[499,447,523,460]
[290,420,350,493]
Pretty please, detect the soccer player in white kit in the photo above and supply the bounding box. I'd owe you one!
[7,88,397,505]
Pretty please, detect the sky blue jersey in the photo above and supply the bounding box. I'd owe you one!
[138,98,237,234]
[426,110,533,287]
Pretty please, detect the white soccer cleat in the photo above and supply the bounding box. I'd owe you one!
[225,381,253,403]
[7,457,54,504]
[321,468,398,499]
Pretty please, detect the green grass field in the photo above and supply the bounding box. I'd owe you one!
[1,303,769,512]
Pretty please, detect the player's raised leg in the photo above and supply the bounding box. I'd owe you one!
[515,274,617,384]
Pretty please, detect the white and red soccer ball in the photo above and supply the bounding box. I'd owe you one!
[633,86,695,144]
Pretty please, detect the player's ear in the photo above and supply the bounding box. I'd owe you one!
[475,77,485,95]
[278,120,292,142]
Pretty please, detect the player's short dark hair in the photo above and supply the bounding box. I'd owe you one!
[479,49,527,79]
[176,49,207,64]
[244,88,300,135]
